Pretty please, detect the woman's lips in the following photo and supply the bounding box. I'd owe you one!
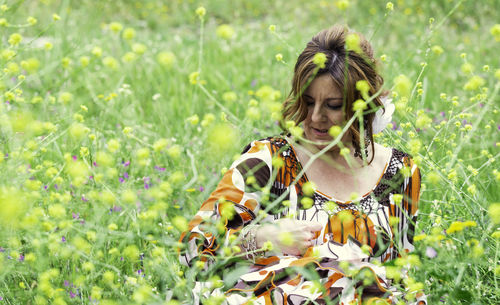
[311,127,330,137]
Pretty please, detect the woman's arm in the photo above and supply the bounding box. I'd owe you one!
[178,140,274,267]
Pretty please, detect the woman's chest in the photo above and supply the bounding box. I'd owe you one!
[298,194,395,258]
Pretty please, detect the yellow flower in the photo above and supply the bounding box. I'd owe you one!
[27,16,38,25]
[216,24,235,40]
[79,56,90,67]
[123,245,140,261]
[328,125,342,138]
[156,51,176,68]
[313,52,327,68]
[447,221,465,234]
[172,216,188,231]
[102,56,118,69]
[490,24,500,41]
[92,46,103,57]
[279,231,294,246]
[488,203,500,224]
[52,13,60,21]
[338,210,354,222]
[301,197,314,209]
[345,33,362,53]
[195,6,206,19]
[289,126,303,138]
[8,33,23,46]
[431,45,443,55]
[122,190,137,204]
[107,139,120,153]
[268,24,276,32]
[386,2,394,11]
[393,74,412,97]
[167,145,181,159]
[352,99,367,111]
[335,0,349,10]
[189,71,200,85]
[222,91,237,103]
[302,181,316,196]
[495,69,500,81]
[122,27,136,40]
[109,22,123,33]
[463,75,485,91]
[132,43,147,54]
[356,80,370,99]
[121,52,137,63]
[461,62,474,74]
[153,138,168,152]
[340,147,350,157]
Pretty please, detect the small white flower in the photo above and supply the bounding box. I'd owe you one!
[372,95,395,134]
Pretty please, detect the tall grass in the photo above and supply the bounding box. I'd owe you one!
[0,0,499,304]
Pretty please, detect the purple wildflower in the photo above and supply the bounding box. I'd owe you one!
[199,186,205,192]
[123,161,130,167]
[0,247,4,252]
[119,177,125,183]
[425,246,437,258]
[62,236,66,243]
[18,254,24,262]
[69,291,76,298]
[124,172,129,179]
[44,185,48,190]
[72,155,77,161]
[113,206,122,212]
[72,212,79,219]
[154,165,166,172]
[250,79,257,87]
[54,184,59,190]
[81,196,88,202]
[93,161,97,167]
[440,111,445,117]
[64,280,70,287]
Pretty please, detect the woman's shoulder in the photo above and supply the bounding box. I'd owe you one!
[374,143,420,181]
[240,134,290,155]
[374,143,412,163]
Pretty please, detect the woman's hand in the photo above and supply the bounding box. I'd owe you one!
[255,218,323,256]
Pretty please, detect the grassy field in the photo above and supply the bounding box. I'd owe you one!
[0,0,499,304]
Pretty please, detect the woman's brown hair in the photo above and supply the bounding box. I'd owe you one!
[281,25,385,163]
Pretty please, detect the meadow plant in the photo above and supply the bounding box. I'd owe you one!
[0,0,499,304]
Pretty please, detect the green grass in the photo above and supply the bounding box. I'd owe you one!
[0,0,499,304]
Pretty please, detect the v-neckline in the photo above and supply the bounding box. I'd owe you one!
[285,137,394,204]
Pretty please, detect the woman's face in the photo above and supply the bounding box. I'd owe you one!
[302,74,347,148]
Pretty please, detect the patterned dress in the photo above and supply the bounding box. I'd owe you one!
[179,135,426,304]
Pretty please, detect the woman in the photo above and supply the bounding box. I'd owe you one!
[180,25,426,305]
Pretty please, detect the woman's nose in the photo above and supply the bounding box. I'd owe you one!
[311,104,325,122]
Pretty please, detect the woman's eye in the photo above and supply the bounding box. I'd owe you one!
[305,100,314,106]
[327,104,342,110]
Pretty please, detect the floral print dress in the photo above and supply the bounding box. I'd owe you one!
[179,135,426,305]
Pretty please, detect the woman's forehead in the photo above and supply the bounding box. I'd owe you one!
[305,74,342,97]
